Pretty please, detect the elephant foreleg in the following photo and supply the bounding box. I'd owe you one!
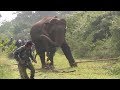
[37,51,46,69]
[61,42,77,67]
[47,47,56,68]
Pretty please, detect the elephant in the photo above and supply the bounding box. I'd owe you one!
[30,16,77,69]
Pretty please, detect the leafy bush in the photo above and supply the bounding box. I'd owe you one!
[65,11,120,59]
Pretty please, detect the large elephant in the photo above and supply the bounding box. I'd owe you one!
[30,16,77,69]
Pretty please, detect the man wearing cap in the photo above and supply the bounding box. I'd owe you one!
[15,39,22,48]
[14,41,37,79]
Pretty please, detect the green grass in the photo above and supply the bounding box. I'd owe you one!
[0,53,19,79]
[0,53,120,79]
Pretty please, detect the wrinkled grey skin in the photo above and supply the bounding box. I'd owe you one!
[30,16,77,69]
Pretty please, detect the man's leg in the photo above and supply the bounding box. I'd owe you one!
[27,62,35,79]
[18,64,29,79]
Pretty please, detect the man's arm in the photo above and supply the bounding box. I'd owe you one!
[14,46,24,61]
[14,49,21,61]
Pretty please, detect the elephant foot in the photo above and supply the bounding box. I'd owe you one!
[41,66,49,70]
[42,65,48,69]
[70,62,77,67]
[47,63,55,70]
[42,64,55,70]
[49,65,55,70]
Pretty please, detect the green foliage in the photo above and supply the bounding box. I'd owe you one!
[65,11,120,59]
[0,21,14,38]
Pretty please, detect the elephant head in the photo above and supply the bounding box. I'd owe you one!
[40,17,67,47]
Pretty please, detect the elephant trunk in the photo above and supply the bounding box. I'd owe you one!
[40,35,58,47]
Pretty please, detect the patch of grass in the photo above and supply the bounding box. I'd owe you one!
[34,53,118,79]
[106,60,120,78]
[0,53,19,79]
[0,53,120,79]
[0,64,12,79]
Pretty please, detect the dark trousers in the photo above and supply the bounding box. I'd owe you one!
[18,61,35,79]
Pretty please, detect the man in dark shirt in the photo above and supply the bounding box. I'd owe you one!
[15,39,22,48]
[14,41,37,79]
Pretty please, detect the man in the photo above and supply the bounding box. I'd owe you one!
[15,39,23,48]
[14,41,37,79]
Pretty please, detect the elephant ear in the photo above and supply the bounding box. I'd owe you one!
[44,19,57,30]
[49,18,58,24]
[44,22,50,30]
[43,20,56,34]
[60,19,66,24]
[60,19,66,27]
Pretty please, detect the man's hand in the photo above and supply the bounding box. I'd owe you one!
[33,59,37,63]
[19,60,25,65]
